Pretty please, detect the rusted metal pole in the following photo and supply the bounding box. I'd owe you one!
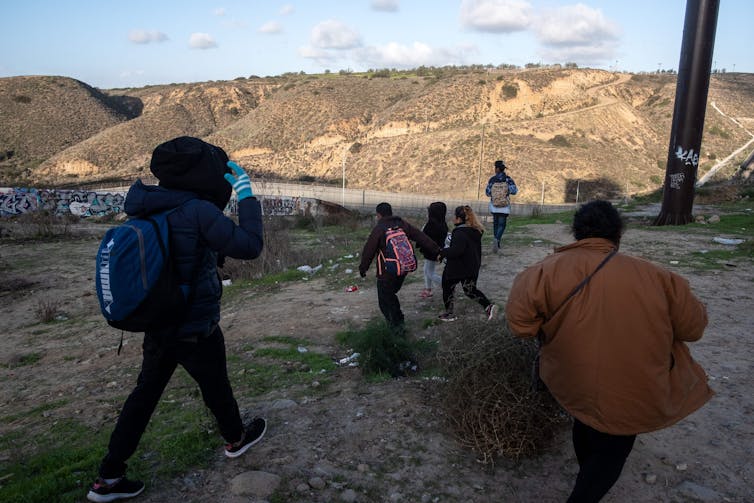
[654,0,720,226]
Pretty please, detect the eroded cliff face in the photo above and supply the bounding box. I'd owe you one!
[3,70,752,202]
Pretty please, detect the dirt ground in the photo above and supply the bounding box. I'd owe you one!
[1,209,752,503]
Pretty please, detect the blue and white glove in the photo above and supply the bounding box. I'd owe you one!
[224,161,253,201]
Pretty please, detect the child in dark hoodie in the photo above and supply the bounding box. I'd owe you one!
[437,205,497,322]
[420,202,448,298]
[87,137,266,503]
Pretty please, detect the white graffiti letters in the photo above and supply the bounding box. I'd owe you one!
[674,145,699,167]
[668,172,686,189]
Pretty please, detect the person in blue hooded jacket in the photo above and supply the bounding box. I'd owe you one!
[87,137,266,502]
[485,159,518,253]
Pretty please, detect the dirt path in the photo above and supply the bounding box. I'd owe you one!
[1,214,752,502]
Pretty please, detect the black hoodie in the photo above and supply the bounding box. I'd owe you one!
[422,202,449,248]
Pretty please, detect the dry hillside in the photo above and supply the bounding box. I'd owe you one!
[1,69,752,203]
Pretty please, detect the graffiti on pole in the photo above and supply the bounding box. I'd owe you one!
[668,172,687,190]
[674,145,699,168]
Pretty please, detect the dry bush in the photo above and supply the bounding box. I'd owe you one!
[220,216,327,280]
[11,211,76,239]
[435,320,569,463]
[221,220,309,280]
[35,298,62,323]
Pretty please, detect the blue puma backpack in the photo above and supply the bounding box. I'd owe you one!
[95,209,189,332]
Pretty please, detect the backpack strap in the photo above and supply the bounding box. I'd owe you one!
[531,248,617,390]
[550,248,617,316]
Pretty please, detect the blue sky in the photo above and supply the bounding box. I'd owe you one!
[1,1,751,89]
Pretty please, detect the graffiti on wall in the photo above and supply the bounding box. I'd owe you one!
[1,188,322,218]
[0,188,126,217]
[262,196,304,216]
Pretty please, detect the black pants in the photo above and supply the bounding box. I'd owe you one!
[99,326,243,478]
[377,274,406,330]
[567,418,636,503]
[442,276,491,313]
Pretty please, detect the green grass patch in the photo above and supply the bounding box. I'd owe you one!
[688,248,751,269]
[228,337,337,395]
[0,375,217,503]
[2,399,69,424]
[3,352,43,369]
[701,213,753,236]
[0,422,107,503]
[255,347,336,373]
[222,269,309,302]
[643,212,753,237]
[336,318,437,378]
[508,210,574,229]
[637,211,753,269]
[233,361,330,395]
[503,235,562,248]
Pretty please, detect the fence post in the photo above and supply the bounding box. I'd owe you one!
[540,181,545,207]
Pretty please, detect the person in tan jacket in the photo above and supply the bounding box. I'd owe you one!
[506,200,713,503]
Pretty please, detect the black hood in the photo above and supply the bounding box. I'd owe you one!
[150,136,232,210]
[427,202,447,222]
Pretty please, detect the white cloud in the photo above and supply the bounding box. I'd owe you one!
[280,4,294,15]
[539,43,617,65]
[356,42,472,69]
[213,7,226,16]
[459,0,532,33]
[298,45,338,65]
[259,21,283,34]
[189,33,218,49]
[371,0,399,12]
[533,4,620,65]
[310,20,362,50]
[535,4,620,46]
[128,29,168,44]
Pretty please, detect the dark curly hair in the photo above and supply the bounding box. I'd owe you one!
[572,200,624,244]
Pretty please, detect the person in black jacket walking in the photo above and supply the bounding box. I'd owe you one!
[419,202,448,298]
[359,202,440,334]
[87,137,266,502]
[438,205,497,322]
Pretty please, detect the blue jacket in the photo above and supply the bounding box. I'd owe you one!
[485,172,518,214]
[124,180,263,337]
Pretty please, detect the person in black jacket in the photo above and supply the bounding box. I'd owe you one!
[87,137,266,503]
[437,205,497,322]
[359,202,440,334]
[419,201,448,298]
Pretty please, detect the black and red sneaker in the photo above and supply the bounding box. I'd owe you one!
[224,417,267,458]
[86,476,145,502]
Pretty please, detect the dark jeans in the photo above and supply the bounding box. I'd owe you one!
[377,274,406,330]
[441,276,491,313]
[99,326,243,478]
[567,418,637,503]
[492,213,508,243]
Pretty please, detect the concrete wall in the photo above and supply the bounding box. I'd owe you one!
[1,182,576,219]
